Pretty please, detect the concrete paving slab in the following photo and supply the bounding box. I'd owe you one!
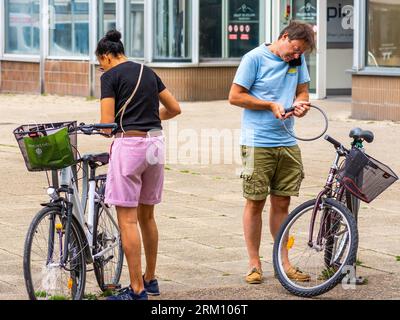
[0,94,399,300]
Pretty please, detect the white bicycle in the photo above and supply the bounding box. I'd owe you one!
[14,121,123,300]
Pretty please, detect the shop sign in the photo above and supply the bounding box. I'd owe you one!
[294,0,317,23]
[327,0,354,45]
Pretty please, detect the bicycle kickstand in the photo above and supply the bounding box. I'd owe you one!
[354,265,368,285]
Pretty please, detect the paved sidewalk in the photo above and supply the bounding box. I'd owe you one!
[0,94,399,299]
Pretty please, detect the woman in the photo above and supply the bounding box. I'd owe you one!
[96,29,181,300]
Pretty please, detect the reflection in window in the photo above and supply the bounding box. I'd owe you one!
[125,0,144,58]
[200,0,262,59]
[200,0,222,58]
[5,0,40,54]
[228,0,261,58]
[98,0,116,40]
[154,0,191,61]
[49,0,89,56]
[367,0,400,68]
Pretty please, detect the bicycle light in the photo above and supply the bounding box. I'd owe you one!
[47,187,59,200]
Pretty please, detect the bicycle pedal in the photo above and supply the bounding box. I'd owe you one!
[103,284,121,291]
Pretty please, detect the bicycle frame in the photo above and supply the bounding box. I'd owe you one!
[307,138,365,250]
[51,158,119,266]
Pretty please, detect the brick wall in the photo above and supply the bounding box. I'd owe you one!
[0,61,40,93]
[352,75,400,121]
[45,60,89,97]
[153,67,237,101]
[1,60,236,101]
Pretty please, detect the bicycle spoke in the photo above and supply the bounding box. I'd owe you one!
[274,199,357,296]
[24,209,86,300]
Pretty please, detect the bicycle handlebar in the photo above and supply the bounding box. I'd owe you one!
[77,123,117,137]
[324,135,349,153]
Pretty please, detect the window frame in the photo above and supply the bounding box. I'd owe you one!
[124,0,145,59]
[2,0,41,59]
[1,0,269,67]
[352,0,400,75]
[47,0,90,59]
[152,0,193,62]
[199,0,266,62]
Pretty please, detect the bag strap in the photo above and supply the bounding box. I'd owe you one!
[115,63,144,133]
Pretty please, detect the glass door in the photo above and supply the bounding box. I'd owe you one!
[277,0,326,98]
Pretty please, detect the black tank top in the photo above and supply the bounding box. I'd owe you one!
[100,61,166,132]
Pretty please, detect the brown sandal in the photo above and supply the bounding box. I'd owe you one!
[285,266,311,282]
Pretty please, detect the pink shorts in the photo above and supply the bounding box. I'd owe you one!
[105,136,165,208]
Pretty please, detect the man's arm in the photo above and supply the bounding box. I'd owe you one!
[292,83,311,118]
[229,83,285,119]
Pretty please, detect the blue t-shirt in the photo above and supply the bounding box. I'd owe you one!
[233,44,310,147]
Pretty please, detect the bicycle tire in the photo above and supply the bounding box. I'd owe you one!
[273,198,358,297]
[324,190,360,266]
[23,206,86,300]
[92,182,123,291]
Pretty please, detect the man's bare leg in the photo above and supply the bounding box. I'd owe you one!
[243,199,266,270]
[269,195,291,271]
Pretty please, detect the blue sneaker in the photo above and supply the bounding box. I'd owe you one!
[106,286,148,300]
[143,276,160,296]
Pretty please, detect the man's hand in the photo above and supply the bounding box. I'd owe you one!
[271,103,287,120]
[292,101,311,118]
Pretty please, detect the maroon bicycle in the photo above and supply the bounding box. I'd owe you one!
[273,128,398,297]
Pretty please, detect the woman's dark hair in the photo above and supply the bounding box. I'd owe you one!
[95,29,125,57]
[279,20,316,53]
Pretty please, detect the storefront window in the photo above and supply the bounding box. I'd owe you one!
[200,0,222,58]
[153,0,191,61]
[327,0,353,49]
[367,0,400,68]
[49,0,89,57]
[4,0,40,55]
[125,0,144,58]
[200,0,263,59]
[98,0,116,40]
[227,0,261,57]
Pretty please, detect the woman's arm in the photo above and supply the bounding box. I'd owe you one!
[100,97,115,135]
[159,89,181,120]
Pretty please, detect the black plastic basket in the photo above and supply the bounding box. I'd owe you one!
[13,121,77,172]
[338,148,398,203]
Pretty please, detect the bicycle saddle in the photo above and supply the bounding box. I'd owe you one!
[349,128,374,143]
[82,153,110,166]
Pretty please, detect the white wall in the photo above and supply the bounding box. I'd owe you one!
[327,48,353,89]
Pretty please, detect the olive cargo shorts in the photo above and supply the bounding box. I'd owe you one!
[240,145,305,200]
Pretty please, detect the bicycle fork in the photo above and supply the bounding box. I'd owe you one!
[61,188,74,266]
[308,153,341,250]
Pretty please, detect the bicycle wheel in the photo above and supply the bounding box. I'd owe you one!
[325,189,360,267]
[23,207,86,300]
[273,198,358,297]
[93,182,123,291]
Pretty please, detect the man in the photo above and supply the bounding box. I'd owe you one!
[229,21,315,284]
